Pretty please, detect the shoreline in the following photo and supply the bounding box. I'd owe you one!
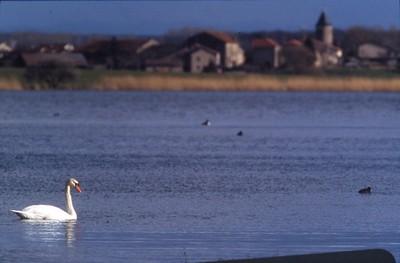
[2,68,400,92]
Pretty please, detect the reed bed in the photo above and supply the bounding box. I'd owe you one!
[2,73,400,92]
[0,78,24,90]
[95,74,400,92]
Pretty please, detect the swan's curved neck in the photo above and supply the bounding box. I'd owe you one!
[65,185,76,218]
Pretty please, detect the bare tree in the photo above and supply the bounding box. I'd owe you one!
[24,61,76,90]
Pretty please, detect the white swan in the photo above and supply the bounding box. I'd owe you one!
[11,178,82,221]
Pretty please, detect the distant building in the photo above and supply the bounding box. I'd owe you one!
[79,38,159,69]
[0,42,14,53]
[304,12,342,68]
[33,43,76,54]
[142,43,221,73]
[354,43,397,69]
[358,43,390,59]
[250,38,281,70]
[304,37,342,68]
[64,43,75,52]
[0,41,16,62]
[182,44,221,73]
[185,31,245,69]
[315,11,333,46]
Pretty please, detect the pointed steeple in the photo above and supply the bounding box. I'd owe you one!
[315,11,333,45]
[316,11,331,27]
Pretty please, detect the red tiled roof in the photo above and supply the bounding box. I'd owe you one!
[286,39,303,47]
[251,38,279,49]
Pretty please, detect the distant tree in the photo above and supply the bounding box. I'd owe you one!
[24,61,76,90]
[109,36,119,70]
[281,46,316,73]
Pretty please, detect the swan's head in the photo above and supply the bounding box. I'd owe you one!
[68,178,82,193]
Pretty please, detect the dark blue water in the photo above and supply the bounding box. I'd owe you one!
[0,91,400,262]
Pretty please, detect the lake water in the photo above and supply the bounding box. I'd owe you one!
[0,91,400,262]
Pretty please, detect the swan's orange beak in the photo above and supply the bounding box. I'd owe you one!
[75,185,82,193]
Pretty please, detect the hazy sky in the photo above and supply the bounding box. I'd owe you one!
[1,0,399,35]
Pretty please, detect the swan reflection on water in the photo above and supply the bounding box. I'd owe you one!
[21,220,77,247]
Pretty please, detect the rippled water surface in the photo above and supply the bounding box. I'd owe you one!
[0,91,400,262]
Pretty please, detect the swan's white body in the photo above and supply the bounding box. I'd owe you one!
[11,178,81,221]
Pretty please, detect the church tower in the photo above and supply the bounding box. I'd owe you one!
[315,11,333,46]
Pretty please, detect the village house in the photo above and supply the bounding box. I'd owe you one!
[19,52,88,68]
[249,38,281,70]
[12,41,88,68]
[182,44,221,73]
[0,40,17,65]
[351,43,398,69]
[0,41,15,53]
[185,31,245,69]
[33,43,76,53]
[0,41,17,67]
[142,43,221,73]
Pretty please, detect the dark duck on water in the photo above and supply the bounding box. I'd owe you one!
[358,186,371,194]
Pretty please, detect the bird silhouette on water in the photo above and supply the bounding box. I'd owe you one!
[358,186,371,194]
[202,119,211,126]
[237,131,243,136]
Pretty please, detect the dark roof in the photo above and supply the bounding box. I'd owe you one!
[78,38,157,54]
[316,11,331,27]
[203,31,236,43]
[140,44,180,60]
[143,43,220,69]
[21,53,88,67]
[186,31,237,45]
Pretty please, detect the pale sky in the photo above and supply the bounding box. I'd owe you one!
[1,0,399,35]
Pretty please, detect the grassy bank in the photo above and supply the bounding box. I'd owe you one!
[3,67,400,92]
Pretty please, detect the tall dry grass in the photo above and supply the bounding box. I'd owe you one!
[0,78,23,90]
[95,74,400,92]
[2,74,400,92]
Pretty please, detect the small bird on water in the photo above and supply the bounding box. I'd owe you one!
[358,186,371,194]
[202,119,211,126]
[237,131,243,136]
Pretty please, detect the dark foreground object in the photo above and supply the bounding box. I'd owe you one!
[204,249,395,263]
